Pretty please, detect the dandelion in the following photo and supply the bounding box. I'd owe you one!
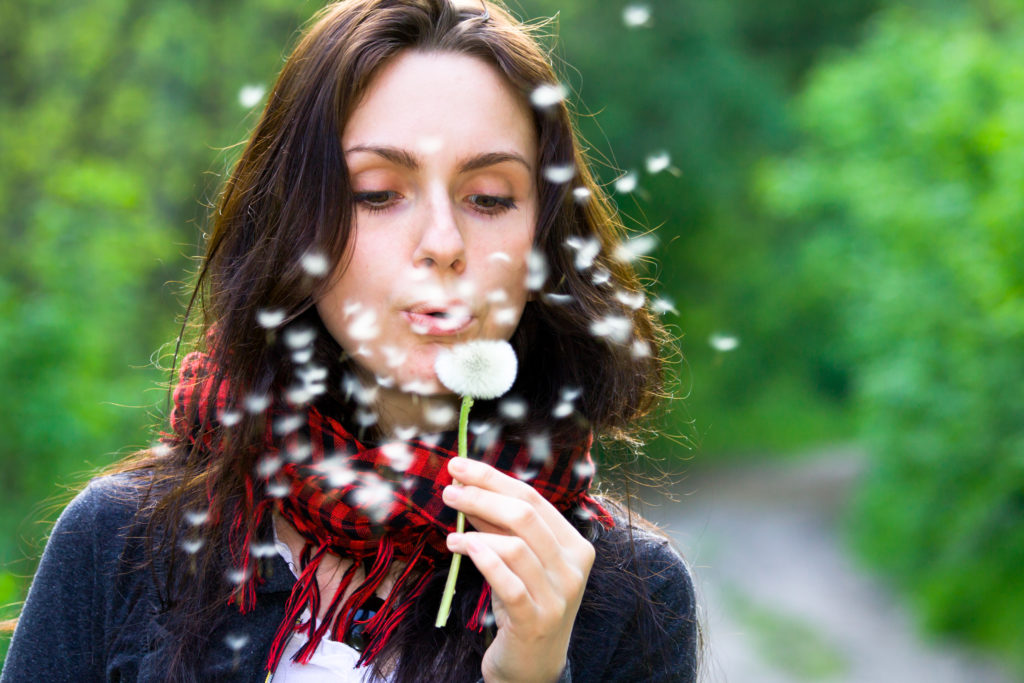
[645,150,671,174]
[623,4,652,28]
[614,171,639,194]
[256,308,286,329]
[238,84,266,108]
[709,333,740,352]
[434,340,518,627]
[530,83,567,109]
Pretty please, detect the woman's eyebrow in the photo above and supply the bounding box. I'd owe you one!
[345,145,531,174]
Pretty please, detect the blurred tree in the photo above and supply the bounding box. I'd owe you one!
[758,2,1024,671]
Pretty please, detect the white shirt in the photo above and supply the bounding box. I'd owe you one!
[270,526,395,682]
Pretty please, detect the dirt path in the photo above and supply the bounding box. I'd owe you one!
[640,446,1016,683]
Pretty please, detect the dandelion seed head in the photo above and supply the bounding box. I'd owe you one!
[300,250,330,277]
[434,340,518,399]
[256,308,285,329]
[623,4,652,28]
[646,150,671,174]
[238,84,266,108]
[543,164,575,184]
[709,333,740,352]
[530,83,567,109]
[613,234,657,263]
[614,172,639,194]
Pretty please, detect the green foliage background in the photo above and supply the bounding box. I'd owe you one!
[2,0,1021,673]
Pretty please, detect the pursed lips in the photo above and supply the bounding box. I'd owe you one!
[402,302,474,335]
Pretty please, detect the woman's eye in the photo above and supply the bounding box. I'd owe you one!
[354,190,398,212]
[468,194,516,214]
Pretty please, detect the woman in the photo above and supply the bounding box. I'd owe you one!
[1,1,698,681]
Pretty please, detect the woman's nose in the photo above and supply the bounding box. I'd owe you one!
[413,190,466,273]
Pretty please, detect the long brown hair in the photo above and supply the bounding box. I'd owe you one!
[104,0,672,679]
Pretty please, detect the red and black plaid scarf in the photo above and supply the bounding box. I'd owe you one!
[167,349,613,671]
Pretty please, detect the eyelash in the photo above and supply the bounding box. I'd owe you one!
[352,191,517,216]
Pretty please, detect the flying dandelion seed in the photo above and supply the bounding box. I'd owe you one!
[416,135,443,154]
[249,542,278,559]
[652,297,678,315]
[424,402,457,427]
[499,397,527,420]
[344,376,379,405]
[353,477,395,520]
[238,84,266,108]
[297,365,328,384]
[285,439,312,463]
[592,268,611,285]
[181,538,204,554]
[561,386,582,401]
[393,425,419,440]
[572,186,591,202]
[645,150,671,174]
[184,509,210,526]
[566,235,600,270]
[286,385,313,405]
[291,348,314,364]
[631,339,651,358]
[472,423,500,452]
[225,632,250,651]
[257,456,282,478]
[382,442,414,472]
[486,288,508,303]
[528,433,551,464]
[514,467,538,482]
[267,481,291,498]
[709,333,740,352]
[552,402,573,418]
[530,83,567,108]
[152,442,172,457]
[615,289,645,309]
[376,374,395,388]
[623,4,652,28]
[219,410,242,427]
[488,251,511,263]
[274,414,304,435]
[347,309,380,341]
[244,393,270,413]
[227,568,251,585]
[542,293,573,306]
[256,308,286,329]
[613,234,657,262]
[526,249,548,290]
[400,379,435,395]
[355,408,379,428]
[344,300,363,317]
[590,315,632,343]
[324,460,357,488]
[614,171,639,194]
[284,326,316,349]
[575,506,594,520]
[300,250,330,277]
[543,164,575,184]
[494,307,520,325]
[380,345,408,369]
[574,460,596,478]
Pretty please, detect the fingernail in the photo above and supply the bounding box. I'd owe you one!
[443,485,460,502]
[449,458,467,475]
[447,533,462,549]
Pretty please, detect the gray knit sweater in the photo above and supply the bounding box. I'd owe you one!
[1,475,697,681]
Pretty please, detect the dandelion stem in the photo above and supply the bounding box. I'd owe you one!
[435,394,474,628]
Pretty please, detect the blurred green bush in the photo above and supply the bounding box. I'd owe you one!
[758,3,1024,671]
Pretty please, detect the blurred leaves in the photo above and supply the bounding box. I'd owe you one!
[758,4,1024,669]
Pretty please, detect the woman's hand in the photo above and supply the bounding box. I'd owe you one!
[442,456,595,683]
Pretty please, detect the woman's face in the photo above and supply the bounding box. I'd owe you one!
[317,50,538,417]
